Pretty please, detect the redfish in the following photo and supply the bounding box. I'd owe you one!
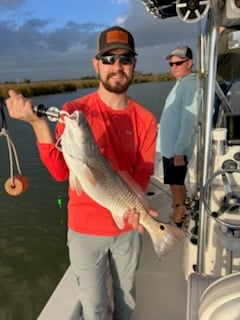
[57,110,186,260]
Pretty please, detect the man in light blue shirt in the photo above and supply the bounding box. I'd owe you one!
[157,45,198,227]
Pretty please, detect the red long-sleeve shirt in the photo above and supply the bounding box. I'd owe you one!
[37,91,157,236]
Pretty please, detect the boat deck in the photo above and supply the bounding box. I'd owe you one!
[132,178,187,319]
[133,233,187,320]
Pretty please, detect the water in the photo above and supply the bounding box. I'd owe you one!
[0,81,173,320]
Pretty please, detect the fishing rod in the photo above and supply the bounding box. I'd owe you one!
[32,104,61,122]
[2,98,65,122]
[32,103,70,122]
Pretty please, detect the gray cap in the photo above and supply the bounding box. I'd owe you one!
[166,45,193,60]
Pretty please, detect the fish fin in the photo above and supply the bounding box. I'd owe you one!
[83,164,97,187]
[69,172,82,194]
[111,214,125,230]
[118,171,150,210]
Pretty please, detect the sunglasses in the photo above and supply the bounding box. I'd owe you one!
[97,54,135,65]
[169,60,188,67]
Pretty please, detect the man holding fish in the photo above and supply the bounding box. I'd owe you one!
[6,26,185,320]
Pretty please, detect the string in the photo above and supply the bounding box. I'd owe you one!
[0,100,23,185]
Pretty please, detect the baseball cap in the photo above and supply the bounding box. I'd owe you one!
[166,45,193,60]
[96,26,137,56]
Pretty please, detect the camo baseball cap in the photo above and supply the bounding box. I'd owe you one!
[96,26,137,56]
[166,45,193,60]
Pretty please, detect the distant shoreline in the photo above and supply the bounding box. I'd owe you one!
[0,73,174,99]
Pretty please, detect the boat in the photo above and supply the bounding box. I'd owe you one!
[37,1,240,319]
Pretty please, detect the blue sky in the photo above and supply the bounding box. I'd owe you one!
[0,0,201,82]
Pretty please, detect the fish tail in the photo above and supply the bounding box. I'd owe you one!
[149,221,187,260]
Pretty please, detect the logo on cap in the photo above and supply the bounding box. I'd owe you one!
[106,30,129,44]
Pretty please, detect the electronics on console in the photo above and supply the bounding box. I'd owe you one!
[224,112,240,146]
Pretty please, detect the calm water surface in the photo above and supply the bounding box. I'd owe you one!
[0,81,173,320]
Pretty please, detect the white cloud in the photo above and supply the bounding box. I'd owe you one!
[0,0,201,81]
[111,0,130,4]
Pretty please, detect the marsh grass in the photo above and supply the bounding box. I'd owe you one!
[0,73,174,99]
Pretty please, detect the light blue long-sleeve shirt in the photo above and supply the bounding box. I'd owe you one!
[157,73,200,160]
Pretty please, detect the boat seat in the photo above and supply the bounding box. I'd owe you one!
[187,272,240,320]
[199,271,240,320]
[186,273,220,320]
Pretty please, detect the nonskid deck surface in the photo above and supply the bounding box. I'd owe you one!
[132,233,187,320]
[132,182,187,320]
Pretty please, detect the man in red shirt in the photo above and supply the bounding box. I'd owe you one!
[6,26,157,319]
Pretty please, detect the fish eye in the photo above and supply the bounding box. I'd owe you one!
[159,224,165,230]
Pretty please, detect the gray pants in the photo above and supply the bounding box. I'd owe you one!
[67,229,141,320]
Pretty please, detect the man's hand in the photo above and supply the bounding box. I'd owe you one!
[123,208,158,234]
[173,154,185,166]
[5,90,38,124]
[5,90,55,144]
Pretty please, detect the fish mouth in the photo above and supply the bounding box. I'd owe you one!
[55,110,85,152]
[69,110,82,126]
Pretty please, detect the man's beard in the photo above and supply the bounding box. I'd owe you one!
[99,71,133,94]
